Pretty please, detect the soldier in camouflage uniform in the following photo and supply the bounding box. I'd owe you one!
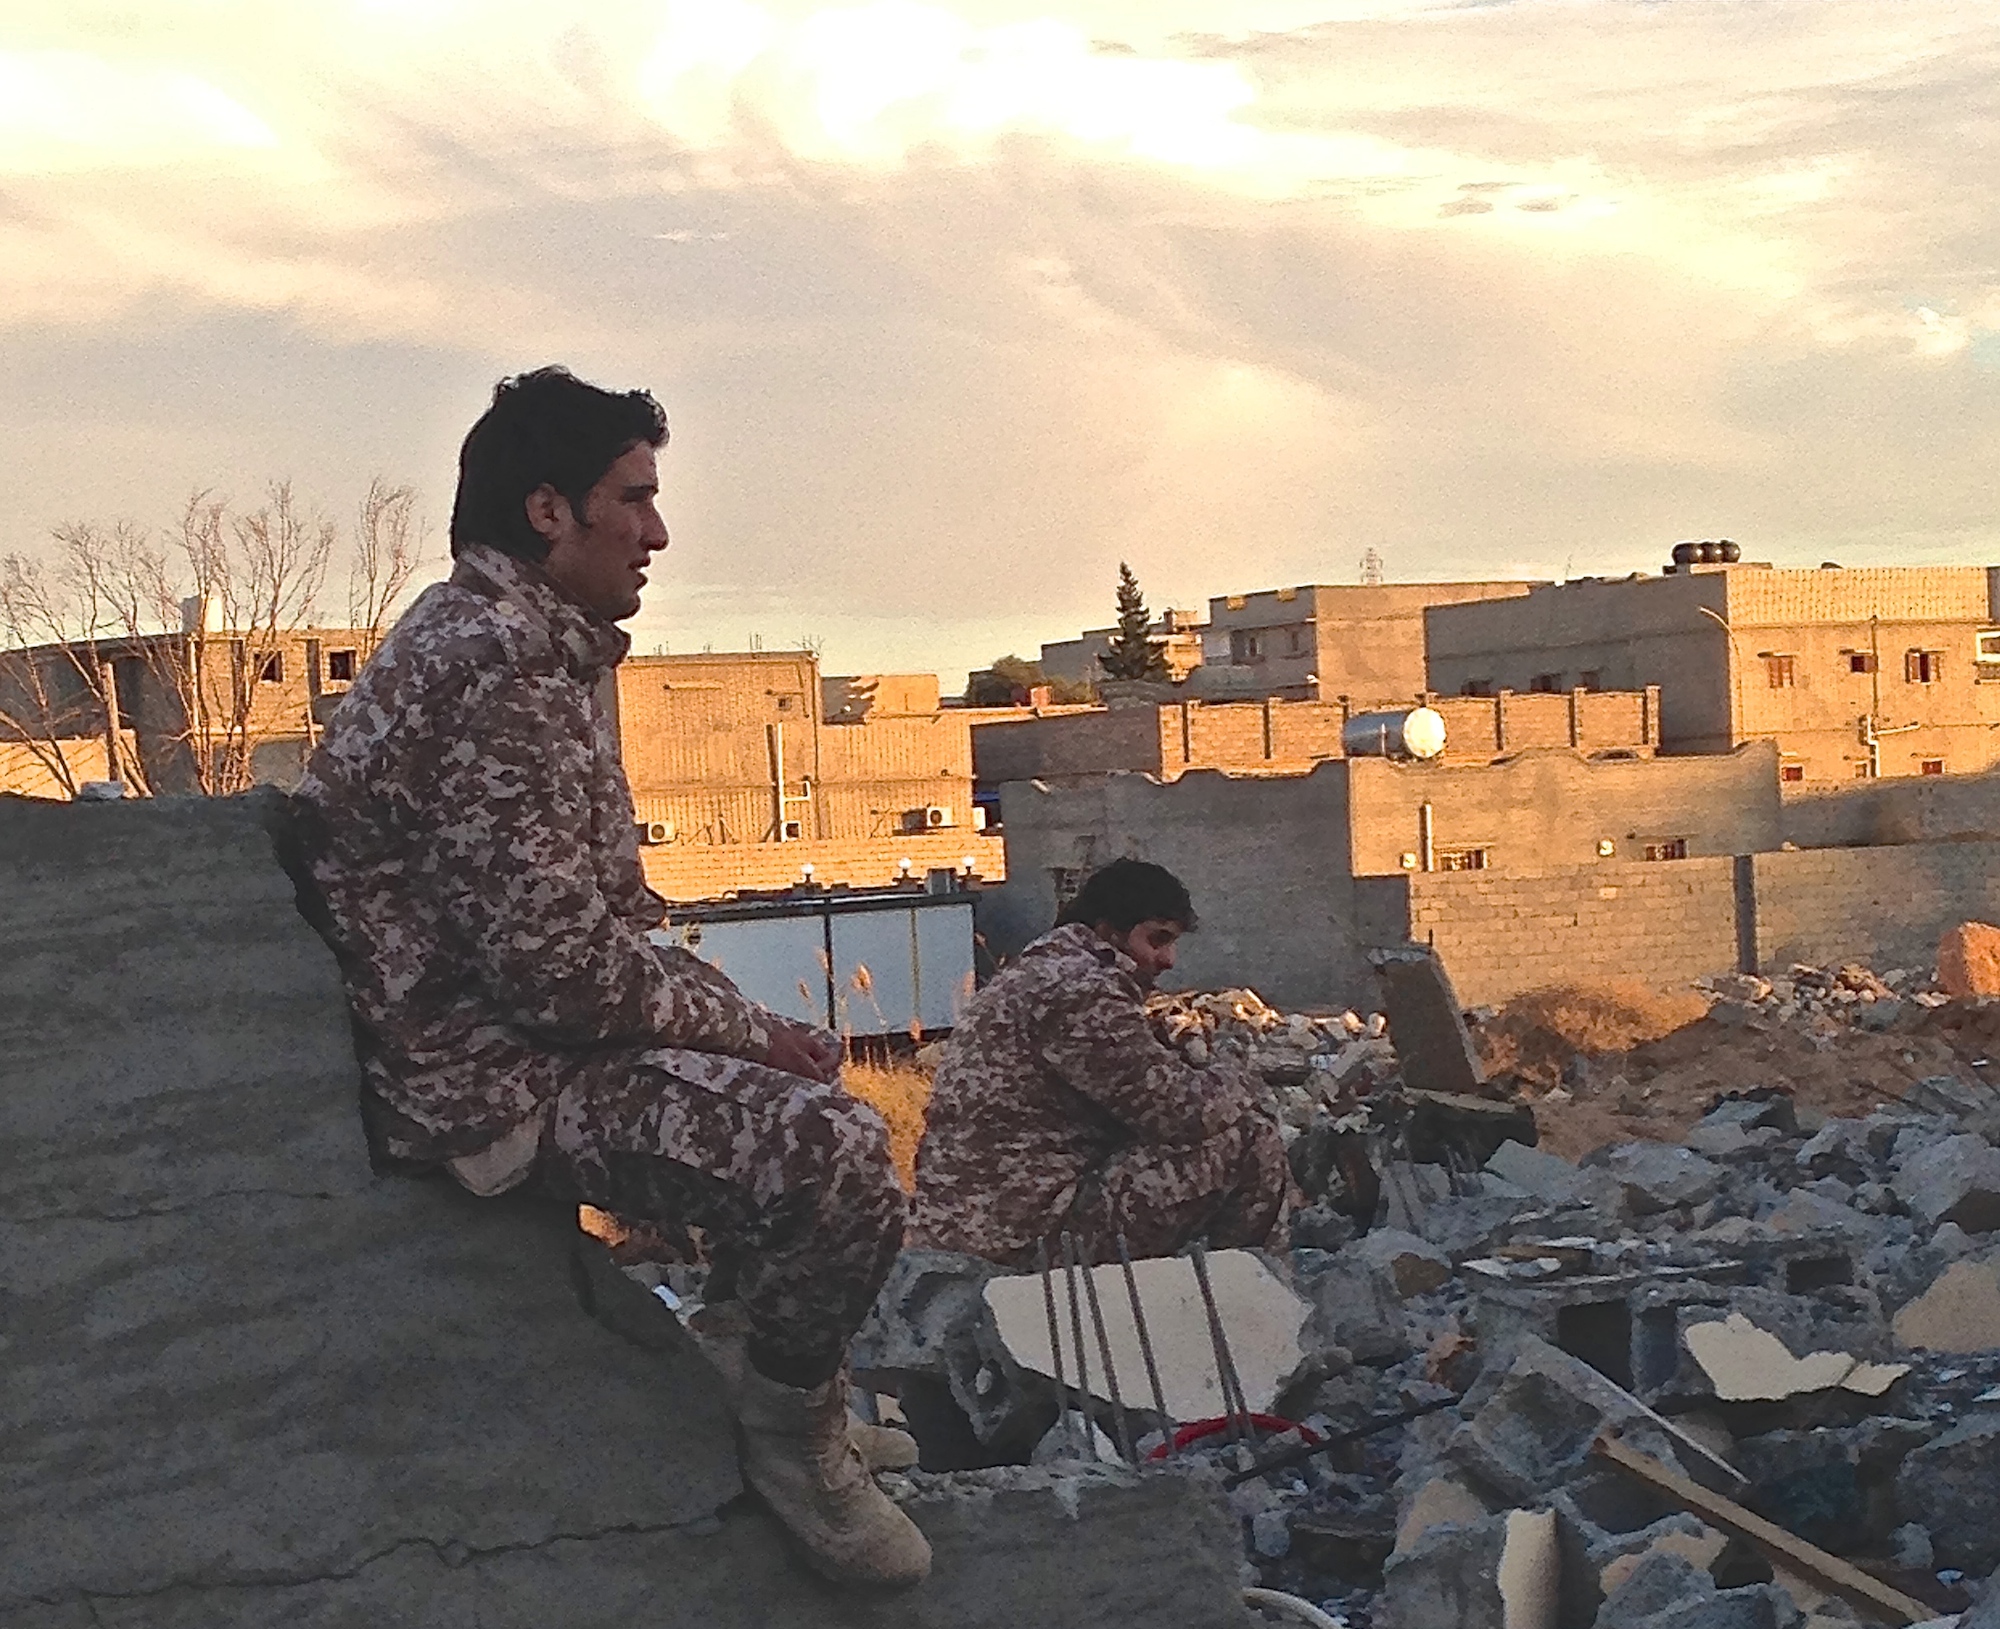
[910,859,1293,1268]
[295,367,928,1586]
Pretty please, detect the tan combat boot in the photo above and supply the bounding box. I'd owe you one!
[687,1303,918,1472]
[734,1363,933,1586]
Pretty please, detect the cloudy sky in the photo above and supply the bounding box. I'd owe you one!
[4,1,1997,683]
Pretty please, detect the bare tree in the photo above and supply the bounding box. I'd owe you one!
[0,521,160,796]
[349,477,427,647]
[0,477,429,798]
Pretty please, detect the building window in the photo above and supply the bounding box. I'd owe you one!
[1461,679,1494,698]
[1853,760,1875,779]
[1763,654,1796,688]
[1576,670,1602,693]
[1436,847,1488,872]
[1229,630,1265,665]
[1977,630,2000,671]
[1284,627,1307,656]
[1906,650,1941,684]
[1529,672,1562,694]
[1780,763,1805,784]
[1921,759,1945,776]
[1847,651,1876,674]
[257,651,284,684]
[325,648,357,683]
[1641,839,1689,861]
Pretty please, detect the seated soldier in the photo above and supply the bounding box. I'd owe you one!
[909,858,1293,1267]
[294,366,928,1586]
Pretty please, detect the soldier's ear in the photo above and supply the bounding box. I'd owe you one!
[525,484,574,546]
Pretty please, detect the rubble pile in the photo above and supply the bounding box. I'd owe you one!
[856,947,2000,1628]
[1694,964,1947,1038]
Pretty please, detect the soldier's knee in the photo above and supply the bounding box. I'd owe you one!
[805,1090,903,1207]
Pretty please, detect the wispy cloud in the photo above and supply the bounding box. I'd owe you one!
[1,0,1996,679]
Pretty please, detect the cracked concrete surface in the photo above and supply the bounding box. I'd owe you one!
[0,793,1253,1627]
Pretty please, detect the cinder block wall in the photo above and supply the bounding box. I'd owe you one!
[1382,859,1742,1007]
[1752,840,2000,972]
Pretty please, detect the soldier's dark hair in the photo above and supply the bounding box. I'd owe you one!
[1055,858,1197,934]
[451,366,669,561]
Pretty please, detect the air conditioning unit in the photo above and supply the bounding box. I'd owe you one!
[925,805,953,829]
[781,819,804,841]
[971,806,988,832]
[638,819,676,845]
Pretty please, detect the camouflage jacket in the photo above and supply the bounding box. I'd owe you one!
[295,543,770,1162]
[910,922,1260,1263]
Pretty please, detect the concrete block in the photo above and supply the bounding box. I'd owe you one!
[1396,1474,1498,1550]
[1446,1337,1744,1509]
[1375,948,1487,1096]
[1379,1508,1559,1629]
[1295,1244,1416,1364]
[1582,1144,1727,1216]
[1892,1257,2000,1352]
[1487,1140,1623,1211]
[1938,921,2000,998]
[982,1249,1309,1421]
[1680,1313,1907,1403]
[1357,1228,1454,1297]
[1895,1414,2000,1574]
[1891,1134,2000,1233]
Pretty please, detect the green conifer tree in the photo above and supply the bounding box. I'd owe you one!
[1098,562,1170,682]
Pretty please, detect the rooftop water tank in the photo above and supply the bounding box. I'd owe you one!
[1343,706,1447,761]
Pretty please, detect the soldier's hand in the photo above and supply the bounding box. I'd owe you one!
[763,1019,843,1084]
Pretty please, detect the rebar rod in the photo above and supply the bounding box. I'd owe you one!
[1080,1236,1133,1462]
[1117,1232,1174,1461]
[1060,1231,1099,1461]
[1189,1243,1254,1447]
[1037,1238,1074,1453]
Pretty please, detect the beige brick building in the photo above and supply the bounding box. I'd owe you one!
[1426,562,2000,784]
[973,687,1660,790]
[1191,581,1537,702]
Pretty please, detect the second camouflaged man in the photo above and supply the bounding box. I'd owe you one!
[910,858,1293,1267]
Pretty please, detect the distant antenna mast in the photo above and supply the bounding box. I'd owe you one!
[1359,548,1384,587]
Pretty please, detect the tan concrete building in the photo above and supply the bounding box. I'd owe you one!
[609,650,1005,897]
[972,687,1659,790]
[1190,581,1538,703]
[1426,562,2000,784]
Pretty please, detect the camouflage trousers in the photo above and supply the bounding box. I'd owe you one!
[1059,1110,1295,1266]
[539,1047,906,1389]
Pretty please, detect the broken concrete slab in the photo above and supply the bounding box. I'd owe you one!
[1582,1144,1728,1216]
[1446,1337,1744,1509]
[1378,1507,1559,1629]
[1374,948,1487,1098]
[1396,1474,1497,1551]
[0,1184,745,1610]
[1488,1139,1624,1211]
[1903,1074,2000,1121]
[0,790,371,1220]
[1892,1257,2000,1352]
[1681,1314,1908,1403]
[18,1469,1254,1629]
[982,1248,1309,1421]
[1894,1414,2000,1575]
[1891,1134,2000,1233]
[1,793,1261,1626]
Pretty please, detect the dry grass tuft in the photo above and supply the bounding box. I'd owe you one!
[843,1060,934,1191]
[1477,979,1710,1085]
